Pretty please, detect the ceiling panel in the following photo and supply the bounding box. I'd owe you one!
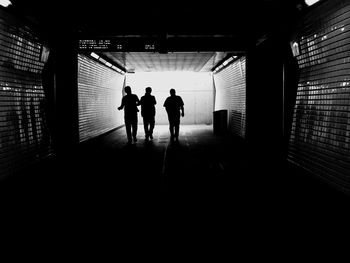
[103,52,230,72]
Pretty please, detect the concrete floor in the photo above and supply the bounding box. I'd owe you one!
[3,125,347,199]
[1,124,348,229]
[1,124,349,244]
[67,124,248,198]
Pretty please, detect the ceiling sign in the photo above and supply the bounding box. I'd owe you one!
[78,38,157,52]
[79,39,122,50]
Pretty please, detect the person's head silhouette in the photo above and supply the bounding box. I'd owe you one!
[170,88,176,96]
[145,87,152,94]
[124,86,131,95]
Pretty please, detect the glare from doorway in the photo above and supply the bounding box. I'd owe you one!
[126,71,213,125]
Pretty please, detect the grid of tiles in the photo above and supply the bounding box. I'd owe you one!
[0,11,52,179]
[78,55,125,142]
[213,57,246,138]
[288,1,350,192]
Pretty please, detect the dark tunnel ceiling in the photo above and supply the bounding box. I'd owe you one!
[9,0,308,72]
[9,0,306,41]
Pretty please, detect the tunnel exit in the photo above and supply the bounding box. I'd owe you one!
[126,71,213,125]
[77,51,246,143]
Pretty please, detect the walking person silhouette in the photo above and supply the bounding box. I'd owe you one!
[163,88,184,142]
[140,87,157,141]
[118,86,140,144]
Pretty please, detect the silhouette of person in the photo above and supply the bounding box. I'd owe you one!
[140,87,156,141]
[118,86,140,144]
[163,88,184,142]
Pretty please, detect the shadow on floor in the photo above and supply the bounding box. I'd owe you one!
[1,125,348,219]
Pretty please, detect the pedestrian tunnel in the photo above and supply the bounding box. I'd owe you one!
[1,0,350,198]
[77,51,246,143]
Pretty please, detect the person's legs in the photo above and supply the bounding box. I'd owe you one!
[174,118,180,141]
[149,116,155,139]
[170,124,175,142]
[168,115,175,141]
[132,115,138,142]
[125,118,132,143]
[143,117,149,139]
[170,113,180,141]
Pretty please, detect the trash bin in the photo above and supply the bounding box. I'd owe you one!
[213,110,228,135]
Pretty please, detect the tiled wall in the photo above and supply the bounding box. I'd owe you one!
[78,54,125,142]
[0,9,53,178]
[288,0,350,192]
[213,57,246,138]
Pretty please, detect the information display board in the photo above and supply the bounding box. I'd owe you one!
[78,38,156,52]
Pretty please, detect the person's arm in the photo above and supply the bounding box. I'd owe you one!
[163,99,169,114]
[180,97,184,117]
[136,95,141,106]
[135,95,140,112]
[118,97,124,110]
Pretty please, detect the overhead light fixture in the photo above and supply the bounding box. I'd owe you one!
[0,0,11,7]
[111,65,125,74]
[90,52,99,59]
[212,55,238,73]
[98,57,107,64]
[223,56,234,65]
[305,0,320,6]
[90,53,125,74]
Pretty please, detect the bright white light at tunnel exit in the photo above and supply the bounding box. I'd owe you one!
[126,71,214,125]
[127,71,212,92]
[0,0,11,7]
[305,0,320,6]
